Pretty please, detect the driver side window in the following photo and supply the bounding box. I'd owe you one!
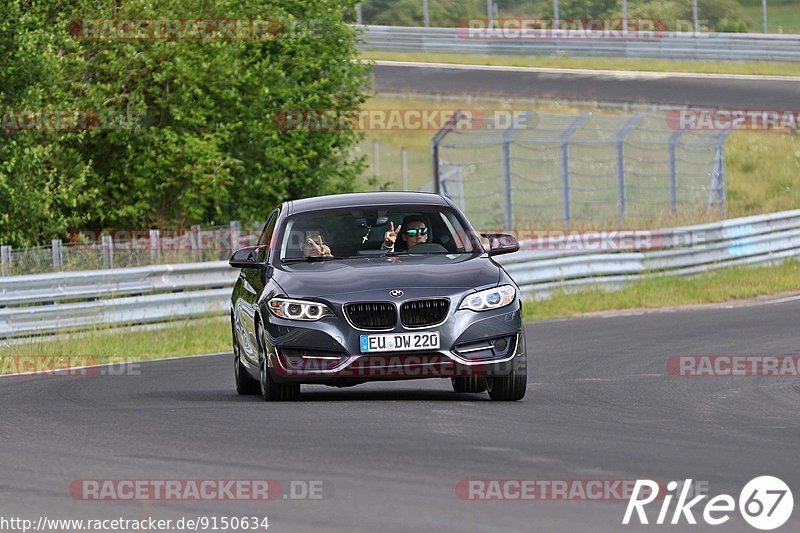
[257,209,279,261]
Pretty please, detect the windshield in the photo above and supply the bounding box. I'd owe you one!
[278,205,483,261]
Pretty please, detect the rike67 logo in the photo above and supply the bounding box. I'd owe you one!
[623,476,793,530]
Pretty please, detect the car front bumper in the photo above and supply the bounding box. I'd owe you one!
[258,300,526,384]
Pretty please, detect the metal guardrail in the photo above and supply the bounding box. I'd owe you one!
[362,25,800,62]
[0,262,235,306]
[496,209,800,298]
[2,209,800,338]
[0,262,237,338]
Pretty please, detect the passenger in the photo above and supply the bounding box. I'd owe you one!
[382,215,429,252]
[301,228,332,257]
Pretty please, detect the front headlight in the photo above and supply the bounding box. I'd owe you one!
[268,297,334,321]
[459,285,516,312]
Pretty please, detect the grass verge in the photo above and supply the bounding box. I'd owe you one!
[361,51,800,77]
[524,259,800,321]
[0,317,230,373]
[741,5,800,34]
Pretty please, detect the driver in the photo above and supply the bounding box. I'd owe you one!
[382,215,429,252]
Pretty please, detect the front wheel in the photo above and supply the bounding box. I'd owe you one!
[235,354,260,395]
[259,358,301,401]
[256,321,300,402]
[451,376,487,393]
[486,352,527,401]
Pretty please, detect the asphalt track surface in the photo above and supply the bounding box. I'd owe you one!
[2,299,800,532]
[372,61,800,109]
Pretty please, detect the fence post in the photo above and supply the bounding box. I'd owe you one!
[1,245,10,276]
[191,224,201,261]
[615,113,645,223]
[372,140,380,189]
[355,2,362,25]
[560,113,591,227]
[501,111,534,231]
[149,229,161,263]
[711,128,733,215]
[229,220,241,254]
[431,110,464,195]
[102,235,114,268]
[52,239,63,271]
[668,129,686,212]
[401,147,408,190]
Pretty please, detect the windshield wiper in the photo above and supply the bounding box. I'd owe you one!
[281,256,347,264]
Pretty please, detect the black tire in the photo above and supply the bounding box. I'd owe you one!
[259,358,301,401]
[256,321,300,402]
[233,319,259,395]
[451,376,487,393]
[486,352,527,401]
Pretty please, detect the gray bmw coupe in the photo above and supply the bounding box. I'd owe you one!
[229,192,526,401]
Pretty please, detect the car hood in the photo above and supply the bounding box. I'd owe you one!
[271,254,501,299]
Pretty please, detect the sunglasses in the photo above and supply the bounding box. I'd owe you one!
[404,227,429,237]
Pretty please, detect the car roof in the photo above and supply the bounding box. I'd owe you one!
[286,192,450,215]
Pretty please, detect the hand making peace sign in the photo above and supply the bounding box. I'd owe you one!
[308,235,332,257]
[384,221,402,247]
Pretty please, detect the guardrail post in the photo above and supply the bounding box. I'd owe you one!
[229,220,241,253]
[191,224,201,261]
[149,229,161,263]
[431,110,465,195]
[560,113,591,227]
[52,239,63,271]
[401,147,408,190]
[668,129,686,212]
[102,235,114,268]
[615,113,645,223]
[1,245,10,276]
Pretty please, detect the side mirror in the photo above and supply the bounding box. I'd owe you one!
[229,246,264,269]
[481,232,519,256]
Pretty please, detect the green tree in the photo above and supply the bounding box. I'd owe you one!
[0,0,370,246]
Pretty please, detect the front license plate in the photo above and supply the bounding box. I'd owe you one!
[360,332,440,353]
